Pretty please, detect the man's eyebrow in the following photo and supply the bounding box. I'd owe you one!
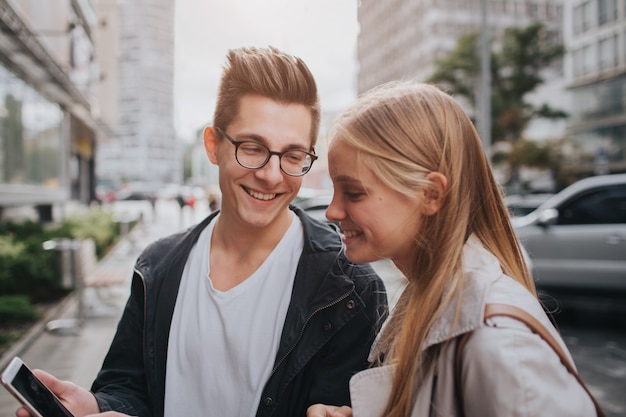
[236,132,310,150]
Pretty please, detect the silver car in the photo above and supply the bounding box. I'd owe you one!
[512,173,626,292]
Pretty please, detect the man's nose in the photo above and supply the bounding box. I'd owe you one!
[255,154,284,183]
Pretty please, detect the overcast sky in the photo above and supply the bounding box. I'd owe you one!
[173,0,359,141]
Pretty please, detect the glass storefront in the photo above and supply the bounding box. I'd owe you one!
[0,64,64,188]
[571,125,626,164]
[569,76,626,173]
[571,76,626,122]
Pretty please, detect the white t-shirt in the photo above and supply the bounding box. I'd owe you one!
[163,214,304,417]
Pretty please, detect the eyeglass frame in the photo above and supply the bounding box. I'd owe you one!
[215,127,318,177]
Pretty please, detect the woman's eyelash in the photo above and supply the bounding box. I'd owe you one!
[345,192,365,200]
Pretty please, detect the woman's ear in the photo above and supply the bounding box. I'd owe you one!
[203,126,219,164]
[421,172,448,216]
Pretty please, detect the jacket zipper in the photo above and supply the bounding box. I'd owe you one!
[134,268,148,373]
[268,286,355,377]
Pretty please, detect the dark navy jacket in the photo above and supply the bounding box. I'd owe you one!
[91,206,388,417]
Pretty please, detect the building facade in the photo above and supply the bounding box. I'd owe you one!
[0,0,104,221]
[565,0,626,175]
[357,0,564,94]
[357,0,626,178]
[95,0,179,186]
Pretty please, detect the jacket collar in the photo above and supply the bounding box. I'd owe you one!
[368,235,502,362]
[138,206,341,277]
[152,205,355,314]
[287,205,357,312]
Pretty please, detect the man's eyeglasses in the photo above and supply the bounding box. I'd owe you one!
[216,127,318,177]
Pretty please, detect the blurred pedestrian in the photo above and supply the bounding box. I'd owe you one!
[175,193,186,210]
[307,82,603,417]
[17,46,387,417]
[208,193,219,212]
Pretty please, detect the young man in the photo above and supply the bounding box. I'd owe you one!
[19,46,387,417]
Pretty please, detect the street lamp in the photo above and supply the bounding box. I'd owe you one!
[478,0,491,159]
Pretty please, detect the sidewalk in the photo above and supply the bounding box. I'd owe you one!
[0,199,201,415]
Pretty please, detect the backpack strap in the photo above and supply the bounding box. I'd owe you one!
[455,303,605,417]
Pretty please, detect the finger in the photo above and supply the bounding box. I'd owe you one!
[306,404,328,417]
[332,406,353,417]
[307,404,352,417]
[30,370,100,416]
[32,369,65,393]
[15,406,34,417]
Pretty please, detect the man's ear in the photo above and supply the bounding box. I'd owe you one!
[421,172,448,216]
[203,126,218,164]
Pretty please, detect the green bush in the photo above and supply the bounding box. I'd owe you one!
[0,225,62,301]
[0,295,37,323]
[0,295,38,356]
[0,209,122,303]
[0,235,27,294]
[55,209,119,257]
[0,210,124,354]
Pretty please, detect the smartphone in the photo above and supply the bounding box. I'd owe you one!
[1,356,75,417]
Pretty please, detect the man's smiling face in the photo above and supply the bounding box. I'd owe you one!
[207,93,313,231]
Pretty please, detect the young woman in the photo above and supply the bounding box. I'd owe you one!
[308,82,601,417]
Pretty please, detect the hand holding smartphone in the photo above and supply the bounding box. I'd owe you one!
[1,356,75,417]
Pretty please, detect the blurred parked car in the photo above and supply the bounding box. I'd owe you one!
[504,193,554,217]
[114,181,160,202]
[292,189,333,223]
[512,174,626,293]
[297,196,333,223]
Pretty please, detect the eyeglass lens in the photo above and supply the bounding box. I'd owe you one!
[236,142,313,176]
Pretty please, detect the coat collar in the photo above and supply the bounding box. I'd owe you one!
[368,235,502,362]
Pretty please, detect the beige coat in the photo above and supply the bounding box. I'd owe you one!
[349,236,597,417]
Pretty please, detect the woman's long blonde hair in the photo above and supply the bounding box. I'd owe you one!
[333,81,535,417]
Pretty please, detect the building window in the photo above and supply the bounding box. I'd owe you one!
[584,1,593,31]
[583,44,595,75]
[547,4,558,20]
[572,0,593,33]
[573,48,582,78]
[573,76,626,120]
[574,3,592,34]
[599,34,618,71]
[599,0,618,25]
[622,28,626,65]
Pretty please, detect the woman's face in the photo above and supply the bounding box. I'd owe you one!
[326,139,426,270]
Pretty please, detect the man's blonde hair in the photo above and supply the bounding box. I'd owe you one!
[213,46,320,146]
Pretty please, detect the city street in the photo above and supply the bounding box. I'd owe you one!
[1,1,625,416]
[560,320,626,417]
[543,294,626,417]
[0,199,624,416]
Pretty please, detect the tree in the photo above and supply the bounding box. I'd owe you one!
[427,32,485,106]
[429,22,566,142]
[427,22,567,188]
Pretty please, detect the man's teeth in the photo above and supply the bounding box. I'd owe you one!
[247,189,276,201]
[343,230,360,238]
